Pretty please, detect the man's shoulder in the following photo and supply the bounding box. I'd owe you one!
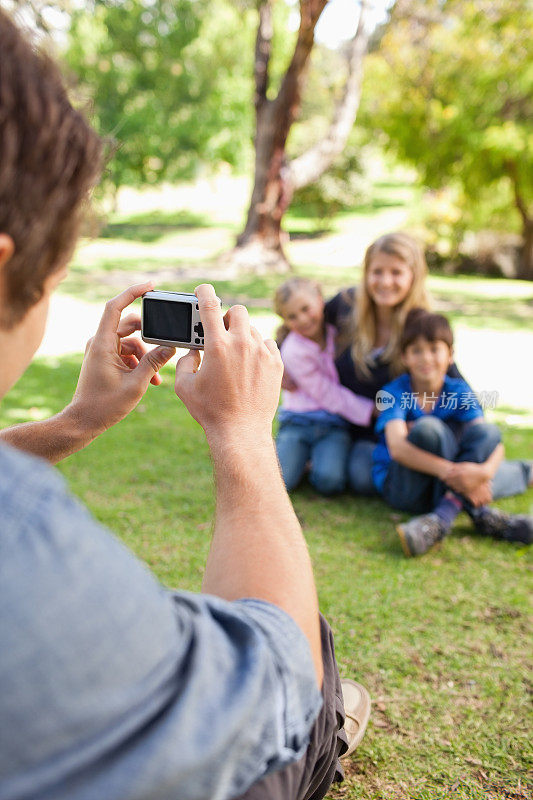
[0,442,66,517]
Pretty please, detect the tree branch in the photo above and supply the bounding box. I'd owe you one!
[271,0,329,134]
[290,0,371,190]
[254,0,274,111]
[505,159,532,226]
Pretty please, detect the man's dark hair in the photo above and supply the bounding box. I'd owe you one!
[0,10,102,327]
[400,308,454,352]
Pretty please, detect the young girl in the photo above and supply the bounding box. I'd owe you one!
[274,277,374,494]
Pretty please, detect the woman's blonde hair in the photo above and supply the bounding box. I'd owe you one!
[274,276,323,346]
[352,232,430,377]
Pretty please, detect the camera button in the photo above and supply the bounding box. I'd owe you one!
[195,338,201,344]
[194,322,204,337]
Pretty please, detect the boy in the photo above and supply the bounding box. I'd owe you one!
[373,309,532,556]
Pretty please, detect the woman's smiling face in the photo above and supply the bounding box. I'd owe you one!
[366,252,414,308]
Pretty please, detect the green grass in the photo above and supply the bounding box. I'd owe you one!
[1,356,531,800]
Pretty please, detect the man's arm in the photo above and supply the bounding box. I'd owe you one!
[0,283,175,463]
[174,287,323,687]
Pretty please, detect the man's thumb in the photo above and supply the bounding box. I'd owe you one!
[138,346,176,381]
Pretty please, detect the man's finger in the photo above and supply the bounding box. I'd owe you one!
[135,345,175,384]
[175,349,202,380]
[96,282,154,345]
[264,338,280,356]
[120,336,148,361]
[195,284,225,345]
[117,313,142,338]
[224,304,250,336]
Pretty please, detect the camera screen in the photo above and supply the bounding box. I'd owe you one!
[143,299,192,342]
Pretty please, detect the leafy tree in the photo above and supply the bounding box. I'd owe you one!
[360,0,533,279]
[64,0,256,189]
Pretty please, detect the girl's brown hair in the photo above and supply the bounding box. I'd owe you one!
[0,10,103,328]
[351,232,431,377]
[273,276,323,346]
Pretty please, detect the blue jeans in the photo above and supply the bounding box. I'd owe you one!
[276,422,352,495]
[382,417,508,513]
[347,427,531,501]
[347,439,379,496]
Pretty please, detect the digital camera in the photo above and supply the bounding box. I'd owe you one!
[141,290,219,350]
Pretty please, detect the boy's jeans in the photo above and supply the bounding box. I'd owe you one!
[276,421,351,495]
[382,417,529,514]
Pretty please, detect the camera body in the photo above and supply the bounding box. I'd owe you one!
[141,290,214,350]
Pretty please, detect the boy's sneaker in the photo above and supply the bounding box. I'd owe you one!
[396,513,447,557]
[472,508,533,544]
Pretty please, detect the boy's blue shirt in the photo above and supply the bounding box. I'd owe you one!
[372,373,484,492]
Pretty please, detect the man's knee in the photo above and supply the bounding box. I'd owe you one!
[408,416,449,453]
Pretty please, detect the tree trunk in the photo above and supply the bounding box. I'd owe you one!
[506,159,533,280]
[519,217,533,280]
[222,0,327,274]
[223,0,371,274]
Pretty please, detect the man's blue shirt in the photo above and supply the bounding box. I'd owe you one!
[0,443,322,800]
[372,373,484,492]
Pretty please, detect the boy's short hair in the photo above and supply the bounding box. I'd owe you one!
[0,10,102,328]
[400,308,454,352]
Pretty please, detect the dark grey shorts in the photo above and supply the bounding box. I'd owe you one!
[233,615,348,800]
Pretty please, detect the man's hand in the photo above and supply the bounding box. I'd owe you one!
[69,282,176,436]
[174,284,282,443]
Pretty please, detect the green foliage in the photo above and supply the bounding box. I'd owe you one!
[360,0,533,247]
[64,0,256,188]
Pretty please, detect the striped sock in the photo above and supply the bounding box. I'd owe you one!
[434,492,463,530]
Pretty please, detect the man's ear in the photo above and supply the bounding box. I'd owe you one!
[0,234,14,297]
[0,233,14,272]
[0,234,14,267]
[449,345,454,366]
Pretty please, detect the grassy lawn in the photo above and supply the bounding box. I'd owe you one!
[2,355,531,800]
